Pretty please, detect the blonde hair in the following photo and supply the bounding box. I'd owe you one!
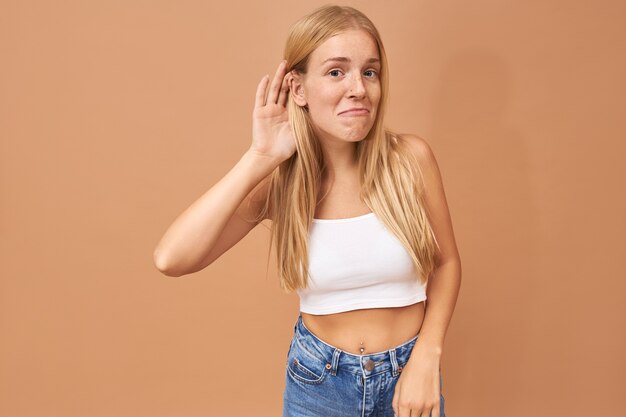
[252,4,440,293]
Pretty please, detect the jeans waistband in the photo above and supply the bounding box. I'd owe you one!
[293,313,420,377]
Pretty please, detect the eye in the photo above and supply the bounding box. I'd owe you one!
[327,69,379,78]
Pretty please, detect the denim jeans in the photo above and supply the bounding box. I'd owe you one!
[283,313,445,417]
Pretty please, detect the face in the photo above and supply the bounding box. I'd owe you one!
[290,29,382,145]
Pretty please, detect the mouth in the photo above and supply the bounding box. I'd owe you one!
[339,109,370,116]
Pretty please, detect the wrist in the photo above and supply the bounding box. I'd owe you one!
[415,339,443,356]
[244,148,284,169]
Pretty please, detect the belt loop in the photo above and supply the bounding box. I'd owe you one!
[389,348,400,377]
[330,348,341,376]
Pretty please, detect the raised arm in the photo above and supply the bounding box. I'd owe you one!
[153,59,296,276]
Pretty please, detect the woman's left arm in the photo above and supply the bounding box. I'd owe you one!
[393,134,462,417]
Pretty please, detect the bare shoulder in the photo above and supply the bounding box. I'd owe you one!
[397,133,435,166]
[397,133,461,265]
[396,132,442,189]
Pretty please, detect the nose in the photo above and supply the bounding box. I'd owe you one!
[348,73,366,98]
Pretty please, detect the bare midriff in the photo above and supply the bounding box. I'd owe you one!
[300,301,425,355]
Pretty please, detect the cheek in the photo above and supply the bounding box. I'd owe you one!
[371,83,382,99]
[307,79,337,97]
[313,87,340,107]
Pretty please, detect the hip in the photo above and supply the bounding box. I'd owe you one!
[283,312,445,417]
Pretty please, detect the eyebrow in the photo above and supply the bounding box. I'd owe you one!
[321,57,380,65]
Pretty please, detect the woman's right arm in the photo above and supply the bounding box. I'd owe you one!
[153,150,280,277]
[153,59,296,277]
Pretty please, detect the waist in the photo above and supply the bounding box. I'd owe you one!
[300,301,425,355]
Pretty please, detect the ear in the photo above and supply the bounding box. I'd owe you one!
[288,71,308,108]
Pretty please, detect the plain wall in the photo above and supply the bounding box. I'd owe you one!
[1,1,624,416]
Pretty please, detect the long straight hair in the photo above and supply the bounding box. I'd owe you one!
[251,5,440,293]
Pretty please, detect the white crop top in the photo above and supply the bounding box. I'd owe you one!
[296,211,427,315]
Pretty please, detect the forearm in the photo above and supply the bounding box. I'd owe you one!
[410,259,462,358]
[153,150,279,275]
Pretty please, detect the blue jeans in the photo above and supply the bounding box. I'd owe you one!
[283,313,445,417]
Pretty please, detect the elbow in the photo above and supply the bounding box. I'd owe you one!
[153,248,184,277]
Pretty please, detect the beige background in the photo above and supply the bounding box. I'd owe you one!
[1,1,625,416]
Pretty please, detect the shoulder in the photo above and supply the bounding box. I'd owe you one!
[395,133,447,202]
[397,134,461,266]
[396,133,437,170]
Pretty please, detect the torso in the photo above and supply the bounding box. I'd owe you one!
[305,170,426,355]
[301,302,425,355]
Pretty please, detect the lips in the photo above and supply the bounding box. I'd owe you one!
[339,108,369,115]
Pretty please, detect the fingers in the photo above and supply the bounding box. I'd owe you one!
[255,60,291,109]
[278,71,292,107]
[254,74,270,109]
[266,60,288,106]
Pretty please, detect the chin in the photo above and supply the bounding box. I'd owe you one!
[345,127,374,142]
[315,123,374,143]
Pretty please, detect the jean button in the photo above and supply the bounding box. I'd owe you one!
[364,359,375,371]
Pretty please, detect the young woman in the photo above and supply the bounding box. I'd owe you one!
[154,5,461,417]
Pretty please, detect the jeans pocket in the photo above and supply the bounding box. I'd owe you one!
[286,339,329,385]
